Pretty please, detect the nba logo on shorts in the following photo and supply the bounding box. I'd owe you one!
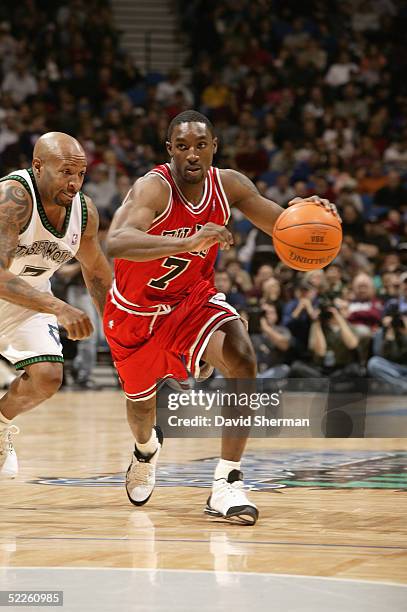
[72,234,78,245]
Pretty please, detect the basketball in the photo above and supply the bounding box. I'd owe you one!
[272,201,342,271]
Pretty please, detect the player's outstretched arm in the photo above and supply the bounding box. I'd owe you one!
[75,197,113,317]
[221,169,283,236]
[0,180,93,340]
[221,170,340,236]
[107,174,232,261]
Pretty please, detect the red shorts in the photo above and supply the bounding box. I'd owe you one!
[103,283,239,401]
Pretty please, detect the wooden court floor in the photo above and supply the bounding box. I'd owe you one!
[0,390,406,585]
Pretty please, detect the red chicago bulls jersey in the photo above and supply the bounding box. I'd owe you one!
[111,163,231,314]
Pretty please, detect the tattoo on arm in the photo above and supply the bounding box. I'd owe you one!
[5,276,46,299]
[2,274,63,314]
[0,183,30,269]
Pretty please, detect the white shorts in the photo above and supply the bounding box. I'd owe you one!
[0,301,63,370]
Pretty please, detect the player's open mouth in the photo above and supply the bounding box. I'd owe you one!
[186,167,201,173]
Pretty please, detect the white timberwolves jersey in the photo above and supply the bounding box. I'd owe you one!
[0,168,87,293]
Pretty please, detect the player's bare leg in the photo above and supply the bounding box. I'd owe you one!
[0,362,63,419]
[0,362,63,478]
[202,319,259,525]
[125,396,163,507]
[126,397,156,443]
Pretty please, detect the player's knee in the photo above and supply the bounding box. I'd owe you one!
[127,398,155,416]
[29,363,63,398]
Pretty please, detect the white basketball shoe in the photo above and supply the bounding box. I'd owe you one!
[126,425,163,506]
[205,469,259,525]
[0,422,19,479]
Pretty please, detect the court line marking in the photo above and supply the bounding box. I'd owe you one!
[1,535,406,551]
[2,566,407,588]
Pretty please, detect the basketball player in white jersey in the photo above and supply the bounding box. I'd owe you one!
[0,132,112,478]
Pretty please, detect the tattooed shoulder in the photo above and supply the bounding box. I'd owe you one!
[0,181,32,269]
[0,181,32,225]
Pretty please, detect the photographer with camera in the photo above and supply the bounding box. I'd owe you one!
[282,277,319,360]
[251,302,291,380]
[290,296,362,384]
[367,302,407,395]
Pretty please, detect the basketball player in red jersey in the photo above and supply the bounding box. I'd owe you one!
[105,110,339,525]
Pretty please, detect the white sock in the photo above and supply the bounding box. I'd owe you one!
[214,459,241,481]
[0,410,12,425]
[136,429,158,456]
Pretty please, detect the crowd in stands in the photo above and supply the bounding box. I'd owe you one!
[0,0,406,391]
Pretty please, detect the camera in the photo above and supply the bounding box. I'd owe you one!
[386,304,405,331]
[246,306,263,334]
[318,293,336,323]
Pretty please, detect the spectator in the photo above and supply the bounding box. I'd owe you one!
[251,302,291,378]
[156,69,193,107]
[224,260,253,295]
[83,164,117,212]
[384,274,407,315]
[201,73,233,121]
[324,52,359,87]
[54,261,99,389]
[336,179,364,214]
[357,161,388,196]
[291,298,362,381]
[2,60,38,104]
[0,111,19,155]
[383,140,407,173]
[347,272,383,334]
[234,135,269,179]
[106,174,132,221]
[380,271,401,302]
[359,217,393,260]
[368,312,407,394]
[246,264,274,303]
[335,237,371,277]
[214,270,247,310]
[282,278,319,360]
[325,263,346,297]
[261,277,281,306]
[374,171,407,212]
[0,21,17,74]
[266,174,295,207]
[334,84,369,122]
[270,141,297,174]
[340,203,366,240]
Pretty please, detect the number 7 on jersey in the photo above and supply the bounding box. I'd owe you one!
[147,256,191,290]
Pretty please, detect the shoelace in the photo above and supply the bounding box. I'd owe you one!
[218,479,247,501]
[128,460,153,487]
[0,425,19,455]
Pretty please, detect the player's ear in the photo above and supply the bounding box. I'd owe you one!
[213,137,218,154]
[32,157,41,176]
[166,141,173,157]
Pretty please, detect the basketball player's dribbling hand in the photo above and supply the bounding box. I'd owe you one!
[288,196,341,222]
[55,304,94,340]
[187,222,234,252]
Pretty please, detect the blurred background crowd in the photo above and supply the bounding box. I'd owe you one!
[0,0,406,392]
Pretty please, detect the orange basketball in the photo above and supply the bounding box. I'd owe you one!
[272,201,342,271]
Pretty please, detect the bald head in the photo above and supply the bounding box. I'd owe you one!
[33,132,85,162]
[352,272,375,300]
[32,132,87,208]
